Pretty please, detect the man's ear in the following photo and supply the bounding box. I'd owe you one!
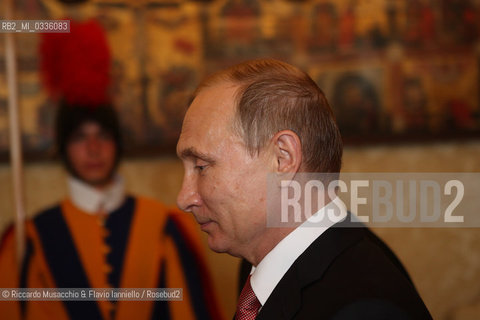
[271,130,302,177]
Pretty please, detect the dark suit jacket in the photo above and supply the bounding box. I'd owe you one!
[238,218,432,320]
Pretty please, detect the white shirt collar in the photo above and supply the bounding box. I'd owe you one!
[250,197,348,306]
[68,175,126,215]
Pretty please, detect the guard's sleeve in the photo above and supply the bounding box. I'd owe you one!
[1,222,69,320]
[161,209,225,320]
[0,225,22,320]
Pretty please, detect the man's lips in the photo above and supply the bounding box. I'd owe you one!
[195,216,214,231]
[192,210,216,231]
[199,221,212,231]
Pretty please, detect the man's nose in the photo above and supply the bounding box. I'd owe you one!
[177,174,202,212]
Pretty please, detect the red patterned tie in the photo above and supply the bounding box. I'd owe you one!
[235,275,261,320]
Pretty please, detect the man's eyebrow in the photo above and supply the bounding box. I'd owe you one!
[179,147,216,163]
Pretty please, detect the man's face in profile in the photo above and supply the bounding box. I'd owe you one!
[176,83,272,258]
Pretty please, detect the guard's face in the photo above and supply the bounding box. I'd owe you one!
[66,121,117,188]
[176,83,272,258]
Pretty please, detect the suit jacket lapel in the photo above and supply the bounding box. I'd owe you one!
[256,218,366,320]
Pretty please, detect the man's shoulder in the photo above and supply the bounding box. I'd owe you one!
[301,217,411,280]
[259,226,432,319]
[301,226,415,294]
[319,225,410,273]
[308,230,414,290]
[296,226,431,319]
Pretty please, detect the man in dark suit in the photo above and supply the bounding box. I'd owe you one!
[176,58,432,319]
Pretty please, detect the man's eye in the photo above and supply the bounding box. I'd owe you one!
[194,160,209,172]
[195,165,206,171]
